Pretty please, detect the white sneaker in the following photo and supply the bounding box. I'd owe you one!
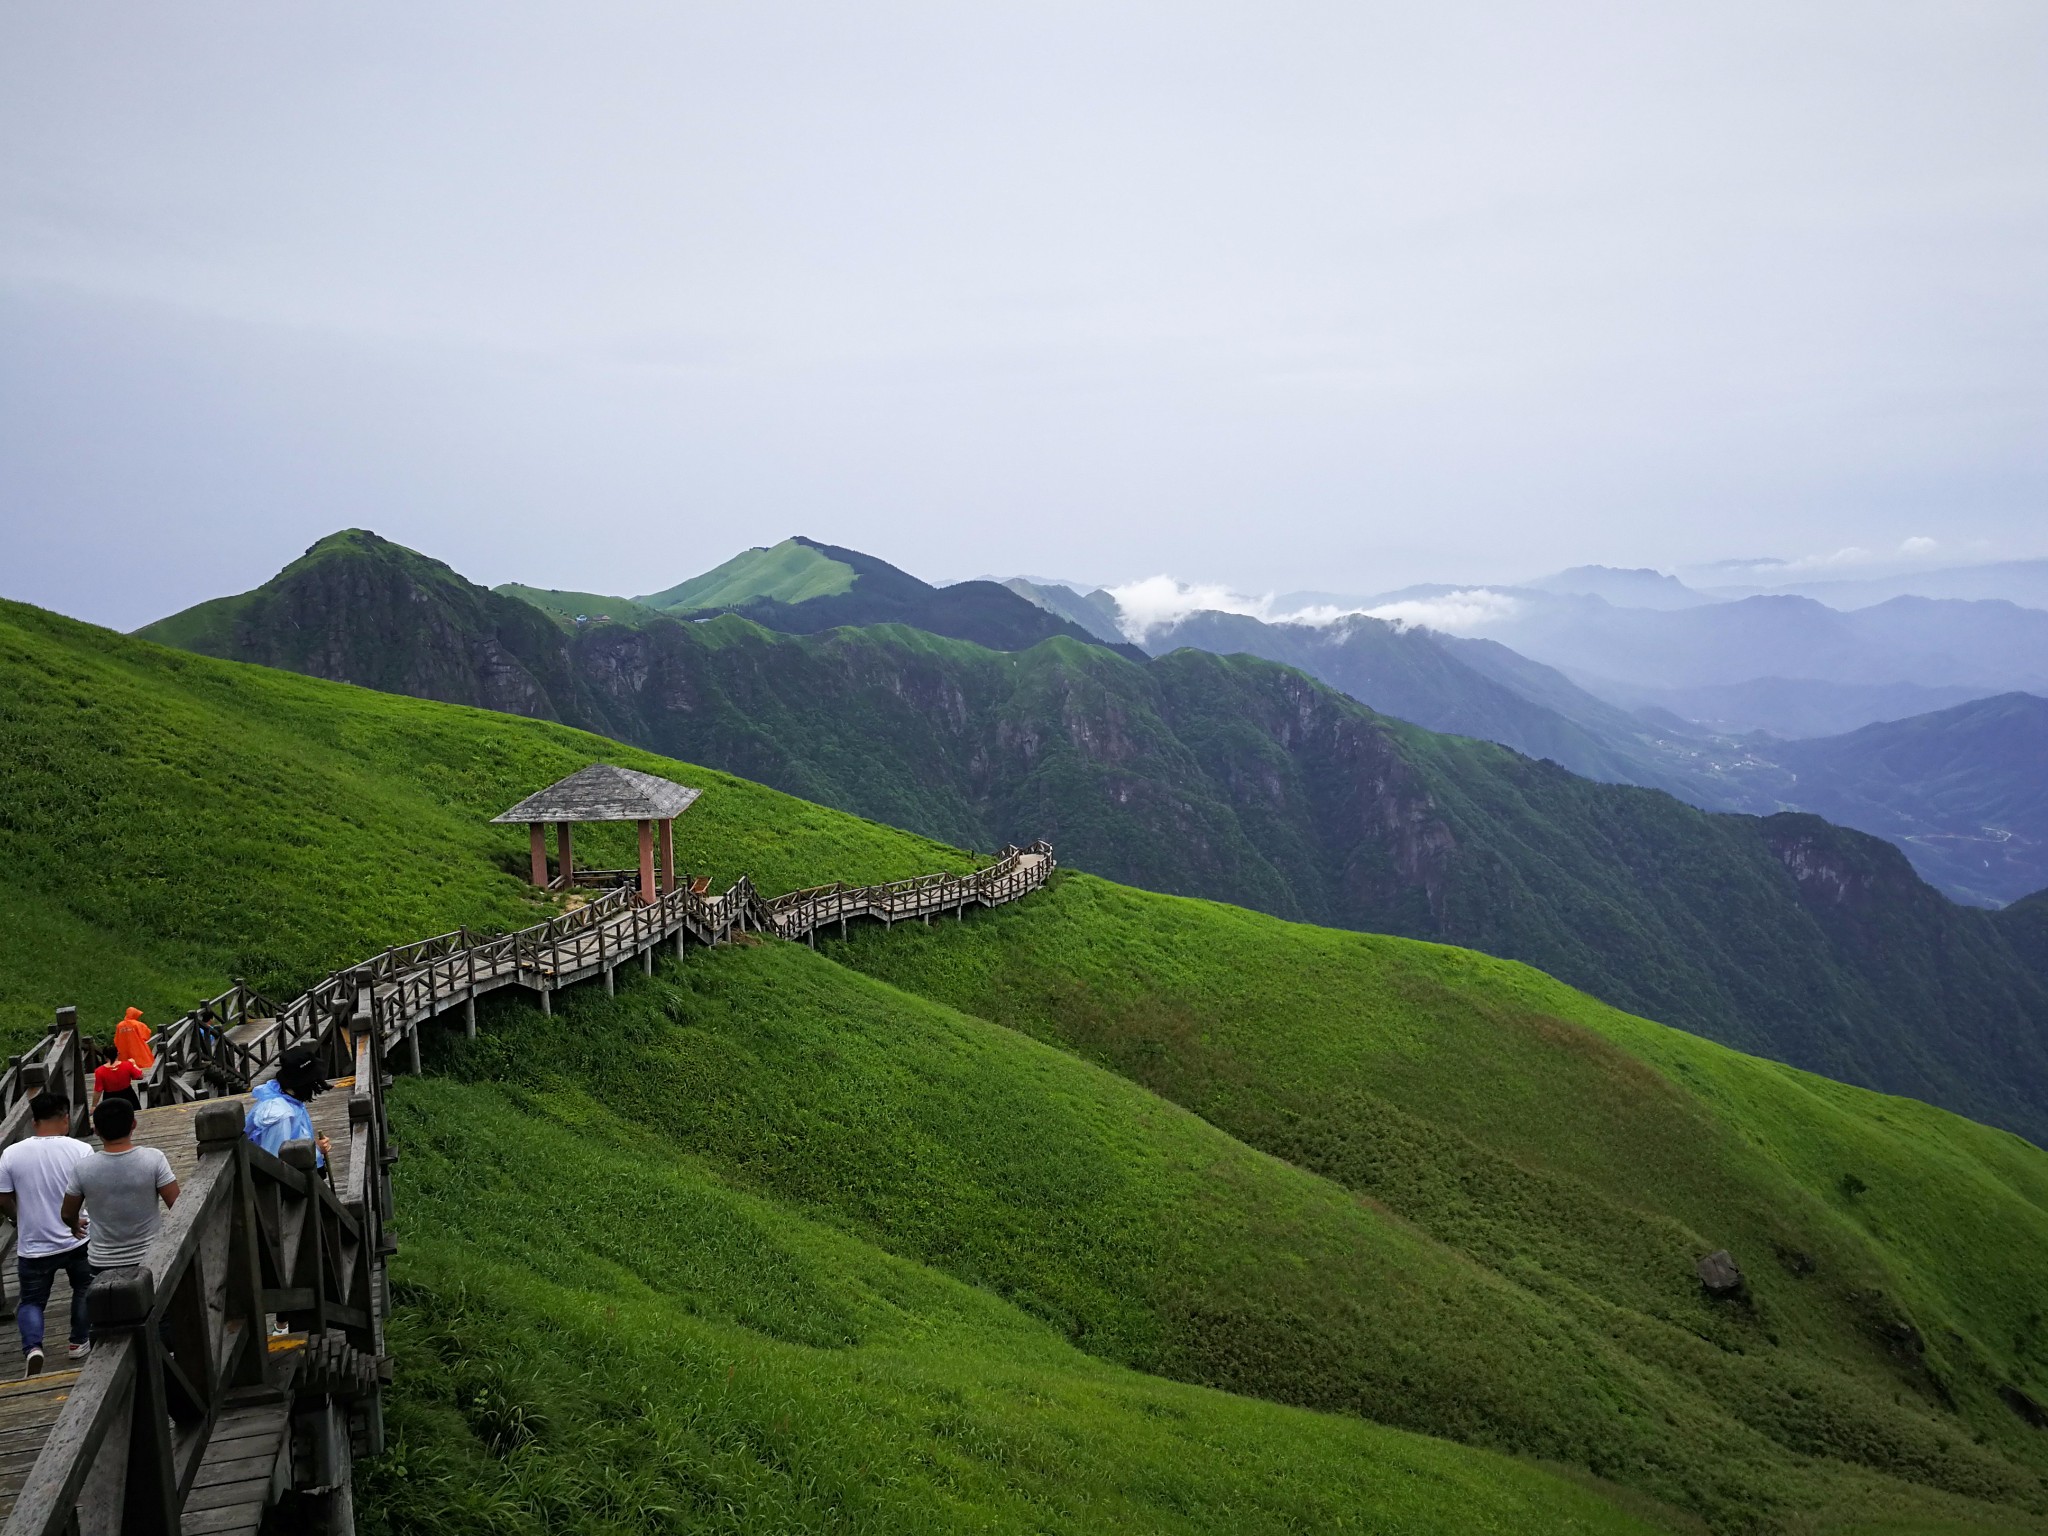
[22,1348,43,1378]
[66,1342,91,1363]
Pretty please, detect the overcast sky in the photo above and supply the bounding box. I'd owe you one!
[4,2,2046,628]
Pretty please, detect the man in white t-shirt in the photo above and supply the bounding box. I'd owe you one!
[0,1092,94,1377]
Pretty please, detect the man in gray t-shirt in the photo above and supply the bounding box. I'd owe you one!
[60,1100,179,1271]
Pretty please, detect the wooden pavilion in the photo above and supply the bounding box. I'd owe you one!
[492,763,702,904]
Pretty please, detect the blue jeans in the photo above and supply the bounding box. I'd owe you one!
[17,1245,92,1354]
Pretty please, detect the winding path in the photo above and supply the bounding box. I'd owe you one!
[0,842,1054,1535]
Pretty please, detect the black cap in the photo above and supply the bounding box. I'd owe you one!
[276,1044,332,1094]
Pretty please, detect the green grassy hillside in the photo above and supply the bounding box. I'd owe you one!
[3,602,1678,1532]
[393,938,2048,1532]
[0,596,964,1039]
[9,598,2048,1532]
[667,537,1120,653]
[373,1072,1666,1536]
[639,536,858,612]
[841,880,2048,1498]
[491,583,660,629]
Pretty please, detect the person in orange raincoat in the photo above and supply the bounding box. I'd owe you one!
[112,1008,155,1073]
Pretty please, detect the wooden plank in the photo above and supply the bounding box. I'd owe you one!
[0,1419,64,1450]
[190,1452,278,1487]
[0,1371,79,1402]
[180,1499,268,1535]
[0,1388,73,1433]
[208,1405,289,1436]
[191,1432,279,1465]
[0,1444,48,1475]
[182,1475,273,1512]
[203,1420,288,1454]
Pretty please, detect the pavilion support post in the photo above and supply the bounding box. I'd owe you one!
[464,995,477,1040]
[659,818,676,894]
[638,819,657,905]
[538,985,551,1018]
[557,822,575,885]
[604,966,615,997]
[528,823,548,887]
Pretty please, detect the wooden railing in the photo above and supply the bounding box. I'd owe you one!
[0,1009,91,1144]
[7,1002,393,1536]
[5,838,1052,1533]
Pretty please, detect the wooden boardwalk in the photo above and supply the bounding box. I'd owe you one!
[0,841,1054,1535]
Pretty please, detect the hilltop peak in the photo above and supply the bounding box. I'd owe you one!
[634,536,1133,655]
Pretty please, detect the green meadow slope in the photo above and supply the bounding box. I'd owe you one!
[394,940,2048,1533]
[0,596,966,1038]
[5,597,2048,1532]
[637,535,858,612]
[0,598,1661,1532]
[492,583,661,629]
[375,1071,1664,1536]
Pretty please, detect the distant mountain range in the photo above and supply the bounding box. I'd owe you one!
[1521,564,1715,609]
[1004,572,2048,728]
[1000,579,2048,905]
[1483,589,2048,697]
[1691,556,2048,609]
[132,528,2048,1144]
[1583,675,1996,739]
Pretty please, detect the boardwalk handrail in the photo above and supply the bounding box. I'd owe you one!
[9,837,1052,1534]
[7,1009,392,1536]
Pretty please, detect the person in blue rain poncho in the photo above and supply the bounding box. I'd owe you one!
[246,1044,333,1172]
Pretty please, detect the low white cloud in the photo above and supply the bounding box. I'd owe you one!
[1361,589,1522,634]
[1104,575,1274,639]
[1769,536,1941,574]
[1104,576,1524,638]
[1697,537,1948,585]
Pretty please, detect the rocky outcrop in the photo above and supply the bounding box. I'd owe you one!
[1696,1250,1745,1295]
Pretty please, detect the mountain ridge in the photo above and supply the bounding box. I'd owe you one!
[116,532,2048,1145]
[647,535,1139,655]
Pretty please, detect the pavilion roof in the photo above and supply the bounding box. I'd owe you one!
[490,763,702,824]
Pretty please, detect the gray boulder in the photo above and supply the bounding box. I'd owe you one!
[1696,1249,1745,1295]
